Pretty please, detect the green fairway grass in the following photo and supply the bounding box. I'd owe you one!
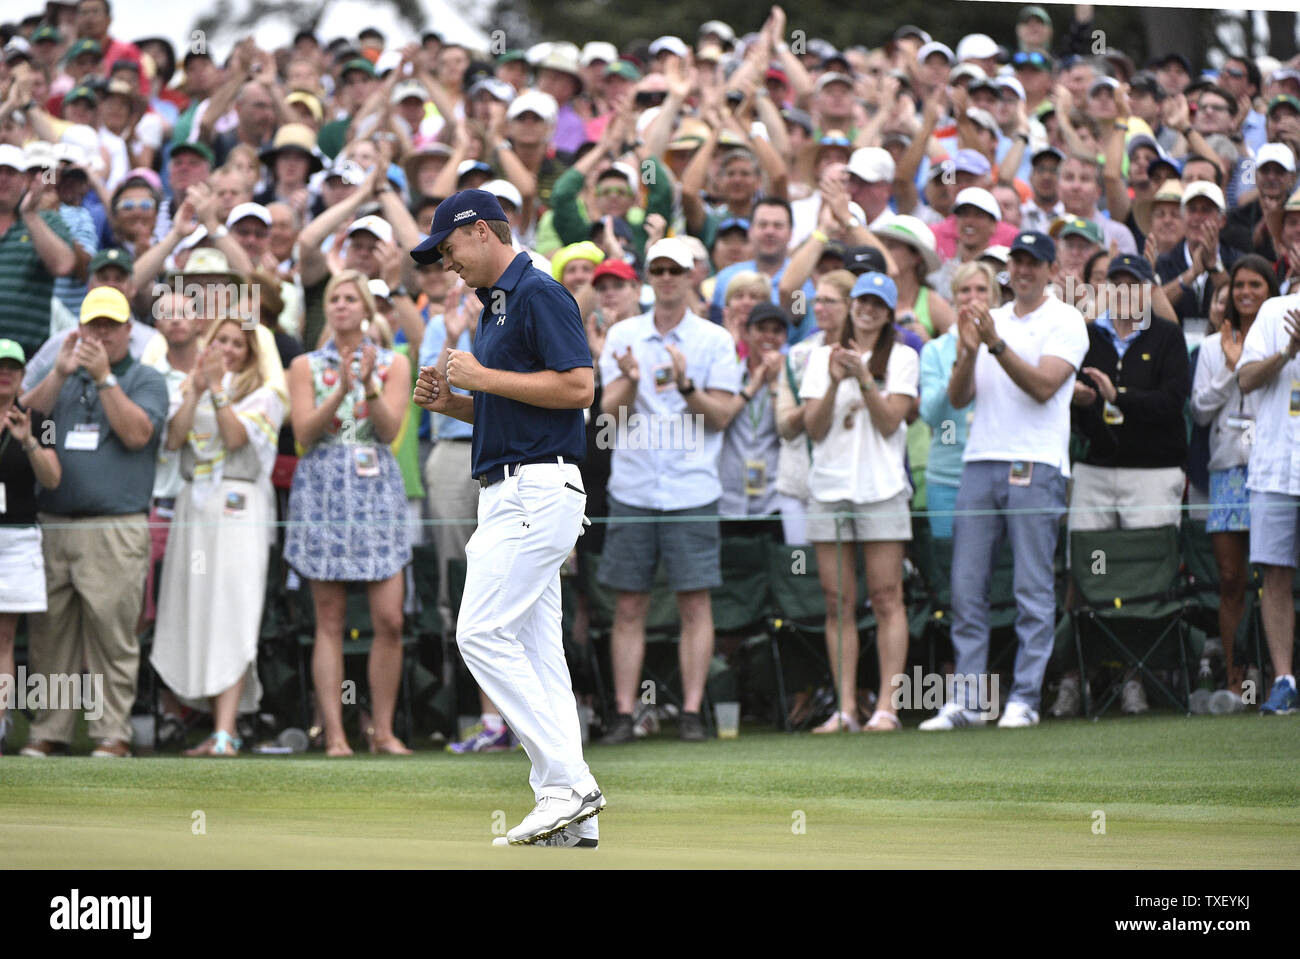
[3,715,1297,868]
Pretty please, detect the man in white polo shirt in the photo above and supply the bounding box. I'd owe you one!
[921,230,1088,730]
[1237,292,1300,714]
[596,238,742,743]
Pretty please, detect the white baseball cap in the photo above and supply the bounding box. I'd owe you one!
[649,36,689,59]
[645,237,694,270]
[815,72,855,93]
[506,90,558,123]
[699,21,736,44]
[581,42,619,67]
[956,33,999,62]
[226,202,272,228]
[847,147,895,184]
[967,107,1001,137]
[916,41,954,65]
[347,214,394,244]
[391,80,430,104]
[1181,181,1226,213]
[954,186,1002,221]
[482,178,523,210]
[368,278,391,300]
[0,143,29,171]
[995,75,1026,101]
[1256,142,1297,174]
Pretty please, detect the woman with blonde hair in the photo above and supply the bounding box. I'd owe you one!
[284,269,413,756]
[721,271,772,351]
[152,317,284,756]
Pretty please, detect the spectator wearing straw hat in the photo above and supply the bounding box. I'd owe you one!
[872,214,952,341]
[256,123,324,208]
[18,285,167,758]
[533,44,587,158]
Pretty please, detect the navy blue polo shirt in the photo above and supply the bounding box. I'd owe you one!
[470,252,592,476]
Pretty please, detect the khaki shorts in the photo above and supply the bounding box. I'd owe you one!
[806,490,913,543]
[1067,464,1185,531]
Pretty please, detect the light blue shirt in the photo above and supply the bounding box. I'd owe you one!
[53,203,97,318]
[718,366,781,518]
[416,312,473,441]
[598,310,742,511]
[709,257,817,343]
[1242,111,1268,155]
[919,330,972,488]
[1094,311,1141,360]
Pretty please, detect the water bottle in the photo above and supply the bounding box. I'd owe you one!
[276,727,310,752]
[1208,689,1244,715]
[1189,656,1214,714]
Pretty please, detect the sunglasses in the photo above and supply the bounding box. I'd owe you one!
[648,265,687,276]
[597,185,633,197]
[116,198,156,212]
[1224,67,1246,79]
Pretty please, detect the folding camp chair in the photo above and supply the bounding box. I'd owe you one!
[1069,525,1196,717]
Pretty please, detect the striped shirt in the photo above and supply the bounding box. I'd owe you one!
[0,210,74,361]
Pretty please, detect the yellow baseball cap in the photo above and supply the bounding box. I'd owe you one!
[80,287,131,324]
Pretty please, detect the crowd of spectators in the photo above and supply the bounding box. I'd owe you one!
[2,0,1300,755]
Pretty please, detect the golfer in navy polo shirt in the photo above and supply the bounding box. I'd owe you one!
[411,190,605,847]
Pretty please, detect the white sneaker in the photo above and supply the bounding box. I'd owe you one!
[918,701,985,731]
[1121,679,1149,714]
[506,787,605,845]
[493,819,598,848]
[997,701,1040,728]
[1049,676,1081,717]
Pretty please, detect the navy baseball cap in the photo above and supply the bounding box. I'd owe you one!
[1107,253,1155,283]
[843,245,888,276]
[410,189,509,264]
[1009,231,1056,264]
[747,301,790,329]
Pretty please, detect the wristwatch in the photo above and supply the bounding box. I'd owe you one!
[94,372,119,391]
[989,340,1007,357]
[678,378,697,397]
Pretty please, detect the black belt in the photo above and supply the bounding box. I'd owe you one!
[475,456,570,488]
[440,437,472,442]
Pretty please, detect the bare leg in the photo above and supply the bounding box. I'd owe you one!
[1211,531,1250,693]
[610,591,649,715]
[309,579,351,756]
[211,677,245,741]
[1260,565,1296,680]
[366,572,410,752]
[676,590,714,714]
[815,541,858,721]
[865,541,908,723]
[0,613,14,731]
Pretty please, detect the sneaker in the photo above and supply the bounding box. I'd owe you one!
[19,739,68,758]
[598,713,636,745]
[446,723,512,754]
[506,787,606,845]
[1260,677,1297,716]
[679,712,707,742]
[997,701,1040,728]
[1121,679,1149,715]
[493,821,598,849]
[156,714,186,750]
[1049,676,1081,717]
[90,739,131,758]
[918,701,985,731]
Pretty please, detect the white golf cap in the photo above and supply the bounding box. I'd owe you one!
[391,80,429,104]
[815,72,855,92]
[995,75,1026,101]
[649,36,689,59]
[1181,180,1226,213]
[954,186,1002,221]
[967,107,1001,137]
[1256,142,1297,174]
[368,278,391,300]
[917,41,954,64]
[468,77,516,104]
[847,147,895,184]
[347,214,394,244]
[956,33,999,62]
[506,89,558,123]
[608,161,639,191]
[457,159,493,178]
[981,245,1011,265]
[950,63,987,85]
[482,178,523,210]
[699,20,735,44]
[226,202,272,227]
[645,237,694,270]
[581,42,618,66]
[23,141,56,170]
[0,143,29,171]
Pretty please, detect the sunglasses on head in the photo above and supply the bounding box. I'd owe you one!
[648,265,687,276]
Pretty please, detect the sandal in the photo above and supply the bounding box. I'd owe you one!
[865,709,901,732]
[366,728,413,755]
[210,730,242,756]
[812,710,861,733]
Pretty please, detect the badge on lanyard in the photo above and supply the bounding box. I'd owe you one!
[653,364,674,392]
[1009,461,1033,487]
[65,423,100,451]
[1103,400,1125,426]
[0,482,6,514]
[1226,412,1254,431]
[354,446,380,477]
[744,459,767,497]
[1290,380,1300,417]
[224,491,247,515]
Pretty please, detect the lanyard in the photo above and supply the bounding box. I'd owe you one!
[743,371,768,433]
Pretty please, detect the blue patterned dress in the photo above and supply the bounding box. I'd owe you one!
[283,338,411,581]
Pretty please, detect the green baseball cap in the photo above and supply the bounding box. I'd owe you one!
[64,85,98,107]
[170,139,215,166]
[1052,216,1103,246]
[496,49,526,64]
[0,338,26,367]
[1268,94,1300,116]
[66,38,102,61]
[89,247,135,275]
[605,60,641,82]
[1019,5,1051,24]
[32,25,62,44]
[340,57,376,78]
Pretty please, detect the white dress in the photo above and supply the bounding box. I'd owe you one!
[151,377,284,713]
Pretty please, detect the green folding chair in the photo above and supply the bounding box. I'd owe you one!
[1069,525,1197,718]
